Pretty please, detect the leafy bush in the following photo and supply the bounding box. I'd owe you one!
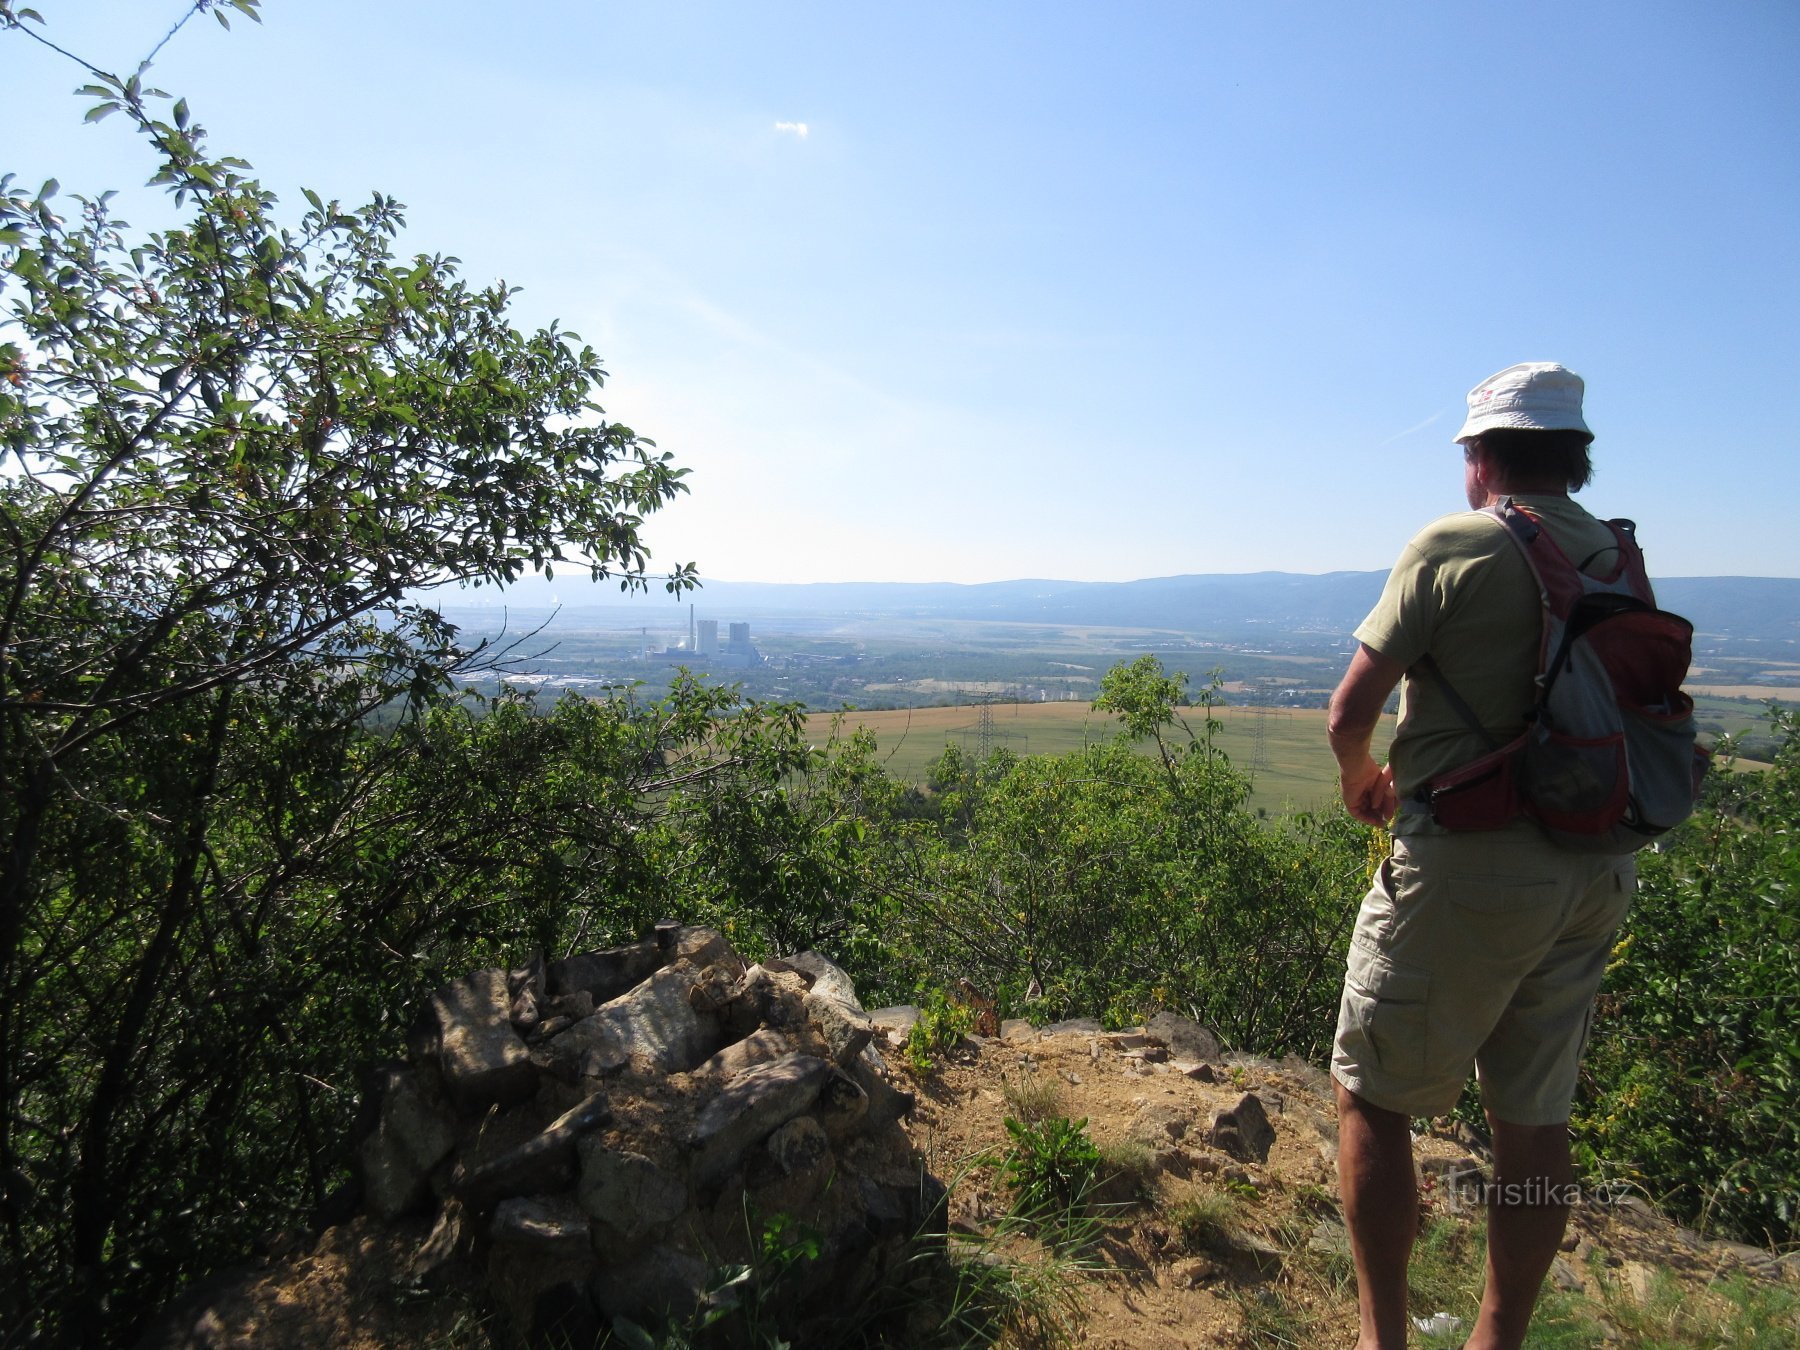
[1574,709,1800,1244]
[905,987,977,1072]
[1003,1115,1101,1227]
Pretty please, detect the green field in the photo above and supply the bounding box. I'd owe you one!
[809,689,1790,815]
[805,701,1394,814]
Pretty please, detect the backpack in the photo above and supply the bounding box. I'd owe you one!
[1412,497,1711,853]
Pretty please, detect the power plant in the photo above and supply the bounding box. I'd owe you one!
[648,604,765,668]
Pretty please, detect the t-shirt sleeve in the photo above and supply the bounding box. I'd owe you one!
[1354,542,1439,669]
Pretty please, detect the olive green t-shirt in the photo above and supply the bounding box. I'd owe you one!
[1354,495,1624,836]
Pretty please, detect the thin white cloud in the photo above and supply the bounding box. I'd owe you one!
[773,120,809,139]
[1377,411,1445,446]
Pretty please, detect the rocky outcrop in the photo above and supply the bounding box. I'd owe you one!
[355,928,933,1345]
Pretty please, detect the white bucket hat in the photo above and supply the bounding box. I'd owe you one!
[1455,361,1593,444]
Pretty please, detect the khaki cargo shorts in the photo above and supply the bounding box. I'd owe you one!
[1331,826,1633,1126]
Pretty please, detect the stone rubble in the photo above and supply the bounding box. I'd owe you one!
[356,928,935,1344]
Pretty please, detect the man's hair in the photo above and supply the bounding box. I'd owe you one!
[1465,428,1594,491]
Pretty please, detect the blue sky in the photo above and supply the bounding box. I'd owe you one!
[7,1,1797,583]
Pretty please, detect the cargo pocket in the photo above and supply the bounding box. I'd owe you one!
[1343,940,1432,1079]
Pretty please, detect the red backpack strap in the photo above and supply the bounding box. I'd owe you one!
[1601,518,1656,606]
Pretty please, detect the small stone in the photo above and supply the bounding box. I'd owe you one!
[1038,1017,1104,1037]
[1549,1256,1584,1292]
[866,1005,921,1039]
[1178,1061,1218,1083]
[1000,1018,1036,1041]
[1420,1154,1488,1195]
[1210,1091,1276,1164]
[1171,1256,1221,1287]
[1127,1103,1190,1145]
[1146,1011,1223,1063]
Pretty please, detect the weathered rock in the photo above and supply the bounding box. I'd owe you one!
[577,1141,688,1239]
[406,1197,471,1283]
[694,1027,795,1079]
[756,1116,834,1210]
[1000,1018,1036,1041]
[866,1005,921,1045]
[768,1116,831,1176]
[590,1246,712,1329]
[551,965,722,1077]
[509,951,547,1030]
[484,1198,601,1347]
[454,1091,612,1210]
[718,965,812,1043]
[770,950,863,1010]
[1175,1060,1218,1083]
[523,1284,603,1350]
[692,1053,831,1186]
[1549,1256,1585,1292]
[433,969,537,1113]
[848,1046,915,1130]
[545,940,662,1004]
[674,926,734,971]
[687,961,743,1014]
[1420,1154,1488,1195]
[1128,1103,1191,1145]
[803,991,875,1067]
[1038,1017,1104,1037]
[1622,1259,1659,1304]
[359,1065,458,1220]
[1210,1091,1276,1164]
[817,1066,870,1139]
[1146,1010,1223,1063]
[1172,1255,1223,1287]
[491,1194,590,1255]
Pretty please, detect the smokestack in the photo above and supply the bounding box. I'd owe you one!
[689,603,695,651]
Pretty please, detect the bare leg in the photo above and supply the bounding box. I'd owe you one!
[1467,1115,1573,1350]
[1335,1080,1417,1350]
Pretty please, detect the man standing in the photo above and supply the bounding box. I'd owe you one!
[1326,363,1638,1350]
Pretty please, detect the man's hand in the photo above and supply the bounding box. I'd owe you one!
[1328,642,1406,827]
[1339,755,1397,826]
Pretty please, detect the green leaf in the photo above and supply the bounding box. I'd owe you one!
[84,103,118,124]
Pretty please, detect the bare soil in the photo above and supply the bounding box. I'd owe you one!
[145,1027,1797,1348]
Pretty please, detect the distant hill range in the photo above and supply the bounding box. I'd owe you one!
[446,572,1800,648]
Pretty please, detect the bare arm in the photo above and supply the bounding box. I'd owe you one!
[1329,642,1406,825]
